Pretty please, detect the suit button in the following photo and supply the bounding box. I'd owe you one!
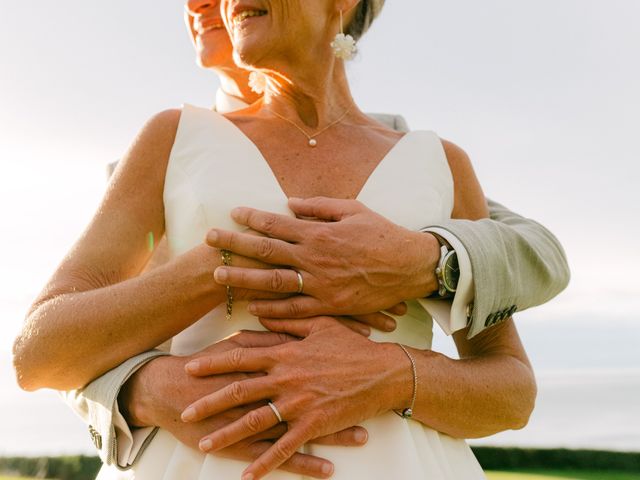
[89,426,102,450]
[487,313,500,326]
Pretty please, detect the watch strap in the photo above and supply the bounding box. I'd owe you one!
[432,234,457,298]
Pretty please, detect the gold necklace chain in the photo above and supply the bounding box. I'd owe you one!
[267,106,352,147]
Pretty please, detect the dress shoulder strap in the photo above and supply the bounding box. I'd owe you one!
[167,104,231,176]
[357,130,454,229]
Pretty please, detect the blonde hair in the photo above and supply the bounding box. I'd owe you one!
[345,0,385,41]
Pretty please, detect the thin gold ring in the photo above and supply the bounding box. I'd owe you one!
[221,250,233,321]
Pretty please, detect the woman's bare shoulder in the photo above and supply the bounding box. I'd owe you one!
[132,108,182,145]
[146,108,182,134]
[28,109,184,308]
[123,109,181,166]
[108,108,183,190]
[440,139,471,177]
[439,138,489,220]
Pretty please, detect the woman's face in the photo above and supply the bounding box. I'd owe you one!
[185,0,235,69]
[220,0,336,70]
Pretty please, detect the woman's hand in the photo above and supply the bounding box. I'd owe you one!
[205,198,439,318]
[215,229,407,332]
[216,225,409,331]
[219,244,285,303]
[180,317,407,480]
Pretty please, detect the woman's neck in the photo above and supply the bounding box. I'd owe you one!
[261,58,358,129]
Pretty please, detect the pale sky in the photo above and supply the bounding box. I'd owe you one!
[1,2,639,360]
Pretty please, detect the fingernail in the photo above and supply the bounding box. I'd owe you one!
[247,303,257,314]
[185,361,199,373]
[214,268,228,282]
[322,463,334,475]
[355,429,368,444]
[207,231,218,243]
[199,438,213,451]
[182,407,196,422]
[385,319,397,331]
[241,473,254,480]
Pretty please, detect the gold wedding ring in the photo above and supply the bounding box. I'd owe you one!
[294,270,304,294]
[268,401,283,423]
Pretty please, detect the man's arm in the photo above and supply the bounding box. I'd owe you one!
[422,199,570,337]
[60,350,168,468]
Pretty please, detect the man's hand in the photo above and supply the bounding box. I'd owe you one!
[119,331,368,478]
[205,197,440,319]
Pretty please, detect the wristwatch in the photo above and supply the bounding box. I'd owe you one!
[432,234,459,298]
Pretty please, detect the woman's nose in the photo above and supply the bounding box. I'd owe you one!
[185,0,217,15]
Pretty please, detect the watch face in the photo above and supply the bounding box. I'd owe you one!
[443,251,460,292]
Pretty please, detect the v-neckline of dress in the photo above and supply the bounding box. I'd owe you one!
[216,112,414,202]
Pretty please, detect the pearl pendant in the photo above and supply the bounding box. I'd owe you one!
[308,138,317,147]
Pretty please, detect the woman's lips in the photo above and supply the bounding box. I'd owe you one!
[231,9,267,28]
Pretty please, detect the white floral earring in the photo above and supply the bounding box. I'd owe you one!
[330,10,357,60]
[248,71,267,94]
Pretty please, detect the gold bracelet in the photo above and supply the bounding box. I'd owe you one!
[394,343,417,419]
[220,249,233,321]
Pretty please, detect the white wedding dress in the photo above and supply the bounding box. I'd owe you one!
[99,104,486,479]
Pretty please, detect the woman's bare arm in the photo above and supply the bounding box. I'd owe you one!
[399,319,535,438]
[13,110,227,391]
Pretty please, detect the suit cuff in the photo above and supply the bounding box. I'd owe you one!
[78,350,169,469]
[417,227,474,335]
[111,352,169,468]
[113,403,157,467]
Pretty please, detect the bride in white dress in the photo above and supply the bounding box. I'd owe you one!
[14,0,536,478]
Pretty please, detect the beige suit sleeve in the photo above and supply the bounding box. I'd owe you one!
[424,199,570,338]
[60,350,169,468]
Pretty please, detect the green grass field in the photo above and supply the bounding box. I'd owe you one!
[487,471,640,480]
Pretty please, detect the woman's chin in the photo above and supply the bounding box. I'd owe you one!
[232,44,268,70]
